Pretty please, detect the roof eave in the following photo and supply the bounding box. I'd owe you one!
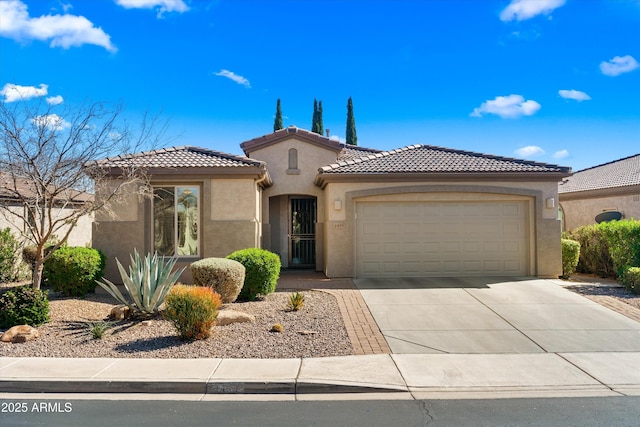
[93,165,267,178]
[559,183,640,201]
[315,171,572,189]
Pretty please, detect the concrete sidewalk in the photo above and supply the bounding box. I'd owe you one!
[2,352,639,399]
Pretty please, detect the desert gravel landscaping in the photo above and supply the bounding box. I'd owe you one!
[0,288,353,359]
[1,275,639,359]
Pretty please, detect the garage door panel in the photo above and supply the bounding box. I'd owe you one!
[356,201,528,277]
[484,260,503,272]
[503,203,522,216]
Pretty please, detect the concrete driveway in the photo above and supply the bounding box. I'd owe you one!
[354,277,640,354]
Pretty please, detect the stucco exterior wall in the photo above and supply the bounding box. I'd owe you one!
[247,137,336,270]
[321,180,562,278]
[0,206,27,238]
[0,204,92,247]
[93,175,262,284]
[560,192,640,231]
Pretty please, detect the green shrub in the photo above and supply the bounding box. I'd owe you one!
[621,267,640,295]
[44,246,106,296]
[561,239,580,279]
[598,220,640,278]
[565,224,615,277]
[190,257,245,303]
[163,285,221,340]
[0,285,50,328]
[0,228,21,283]
[96,250,186,317]
[226,248,281,301]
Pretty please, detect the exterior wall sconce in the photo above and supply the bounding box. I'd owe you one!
[546,197,555,209]
[333,200,342,210]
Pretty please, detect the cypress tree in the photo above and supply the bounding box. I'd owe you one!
[346,97,358,146]
[317,100,324,136]
[311,98,319,134]
[273,99,283,131]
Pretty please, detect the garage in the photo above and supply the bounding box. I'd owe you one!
[356,200,529,277]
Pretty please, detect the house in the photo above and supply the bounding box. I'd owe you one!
[92,126,571,282]
[558,154,640,231]
[0,173,93,247]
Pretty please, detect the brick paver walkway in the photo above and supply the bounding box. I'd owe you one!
[579,295,640,323]
[277,271,391,355]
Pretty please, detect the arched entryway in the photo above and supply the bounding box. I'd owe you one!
[267,194,318,269]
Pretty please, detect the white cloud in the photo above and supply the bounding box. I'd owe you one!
[31,114,70,130]
[600,55,639,77]
[553,149,569,159]
[1,83,48,102]
[330,135,346,144]
[46,95,64,105]
[115,0,189,17]
[0,0,116,52]
[214,69,251,88]
[515,145,545,157]
[470,94,541,119]
[558,89,591,102]
[500,0,566,22]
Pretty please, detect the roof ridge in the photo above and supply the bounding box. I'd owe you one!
[182,146,265,167]
[419,144,569,170]
[322,144,424,171]
[572,152,640,174]
[242,126,340,149]
[90,145,266,169]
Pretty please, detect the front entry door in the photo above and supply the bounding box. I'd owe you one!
[289,198,316,268]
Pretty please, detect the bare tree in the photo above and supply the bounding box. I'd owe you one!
[0,98,167,289]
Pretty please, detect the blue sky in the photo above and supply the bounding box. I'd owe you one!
[1,0,639,171]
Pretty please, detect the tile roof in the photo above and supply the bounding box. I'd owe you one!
[319,144,571,175]
[558,153,640,194]
[241,126,343,154]
[337,144,383,160]
[90,146,265,170]
[0,173,93,203]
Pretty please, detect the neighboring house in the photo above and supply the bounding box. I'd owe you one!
[92,126,571,282]
[0,173,93,247]
[558,154,640,231]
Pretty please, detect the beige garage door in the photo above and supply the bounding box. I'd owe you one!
[356,201,528,277]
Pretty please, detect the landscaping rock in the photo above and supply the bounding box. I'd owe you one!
[1,325,39,343]
[216,310,255,326]
[109,305,131,321]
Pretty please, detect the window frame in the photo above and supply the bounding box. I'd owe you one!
[151,184,201,258]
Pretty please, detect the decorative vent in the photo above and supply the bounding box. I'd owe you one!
[633,195,640,202]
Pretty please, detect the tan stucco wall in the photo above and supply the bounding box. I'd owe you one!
[93,175,262,284]
[247,137,335,269]
[0,204,92,247]
[321,180,562,279]
[0,206,27,239]
[560,193,640,231]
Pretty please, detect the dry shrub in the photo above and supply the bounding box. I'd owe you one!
[163,285,222,340]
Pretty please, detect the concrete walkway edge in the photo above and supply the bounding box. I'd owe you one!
[2,352,639,399]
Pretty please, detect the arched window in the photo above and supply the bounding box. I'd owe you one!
[287,148,300,174]
[288,148,298,170]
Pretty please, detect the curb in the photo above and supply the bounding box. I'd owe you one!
[0,379,408,395]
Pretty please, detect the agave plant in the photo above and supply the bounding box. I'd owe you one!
[96,249,186,317]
